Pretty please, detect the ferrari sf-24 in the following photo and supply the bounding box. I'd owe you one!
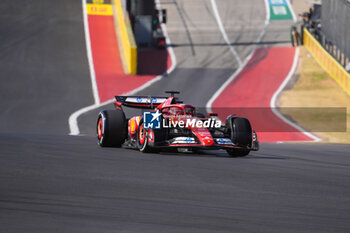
[97,91,259,157]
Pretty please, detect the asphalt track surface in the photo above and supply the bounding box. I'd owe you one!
[1,135,350,233]
[1,0,350,232]
[0,0,93,135]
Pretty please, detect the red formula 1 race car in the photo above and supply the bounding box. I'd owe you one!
[96,91,259,157]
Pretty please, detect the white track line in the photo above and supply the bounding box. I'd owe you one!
[206,0,270,112]
[69,101,110,136]
[68,0,176,135]
[269,1,321,142]
[270,47,321,142]
[82,0,99,105]
[207,0,320,142]
[210,0,242,67]
[286,0,297,22]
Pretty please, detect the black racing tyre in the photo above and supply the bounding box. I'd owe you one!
[136,119,151,153]
[226,117,252,157]
[97,110,127,147]
[148,127,167,153]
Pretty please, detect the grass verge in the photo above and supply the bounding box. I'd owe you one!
[280,47,350,143]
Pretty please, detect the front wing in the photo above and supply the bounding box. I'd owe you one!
[149,137,254,151]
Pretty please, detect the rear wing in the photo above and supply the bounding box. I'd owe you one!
[115,96,169,109]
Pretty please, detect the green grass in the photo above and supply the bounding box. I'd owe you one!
[280,47,350,143]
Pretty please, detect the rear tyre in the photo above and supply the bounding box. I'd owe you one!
[97,110,127,147]
[136,120,151,153]
[226,117,252,157]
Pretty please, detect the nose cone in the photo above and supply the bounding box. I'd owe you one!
[192,127,214,146]
[202,138,215,146]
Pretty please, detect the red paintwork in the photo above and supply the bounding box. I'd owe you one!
[156,97,174,109]
[212,47,313,142]
[113,101,122,111]
[133,98,216,146]
[125,96,217,146]
[190,127,214,146]
[128,116,141,140]
[138,124,146,144]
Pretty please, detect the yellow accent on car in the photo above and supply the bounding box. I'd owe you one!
[130,118,136,133]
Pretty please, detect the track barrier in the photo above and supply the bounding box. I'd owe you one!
[113,0,137,74]
[303,28,350,96]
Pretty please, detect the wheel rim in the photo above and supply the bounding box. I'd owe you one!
[148,129,154,143]
[139,124,146,145]
[97,118,103,139]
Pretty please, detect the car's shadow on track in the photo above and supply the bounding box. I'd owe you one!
[156,150,286,160]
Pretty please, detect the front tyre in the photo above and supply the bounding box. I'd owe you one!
[226,117,252,157]
[97,110,127,147]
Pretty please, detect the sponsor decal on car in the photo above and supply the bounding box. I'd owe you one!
[215,138,234,145]
[143,111,222,129]
[163,118,221,128]
[144,111,162,129]
[171,137,196,144]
